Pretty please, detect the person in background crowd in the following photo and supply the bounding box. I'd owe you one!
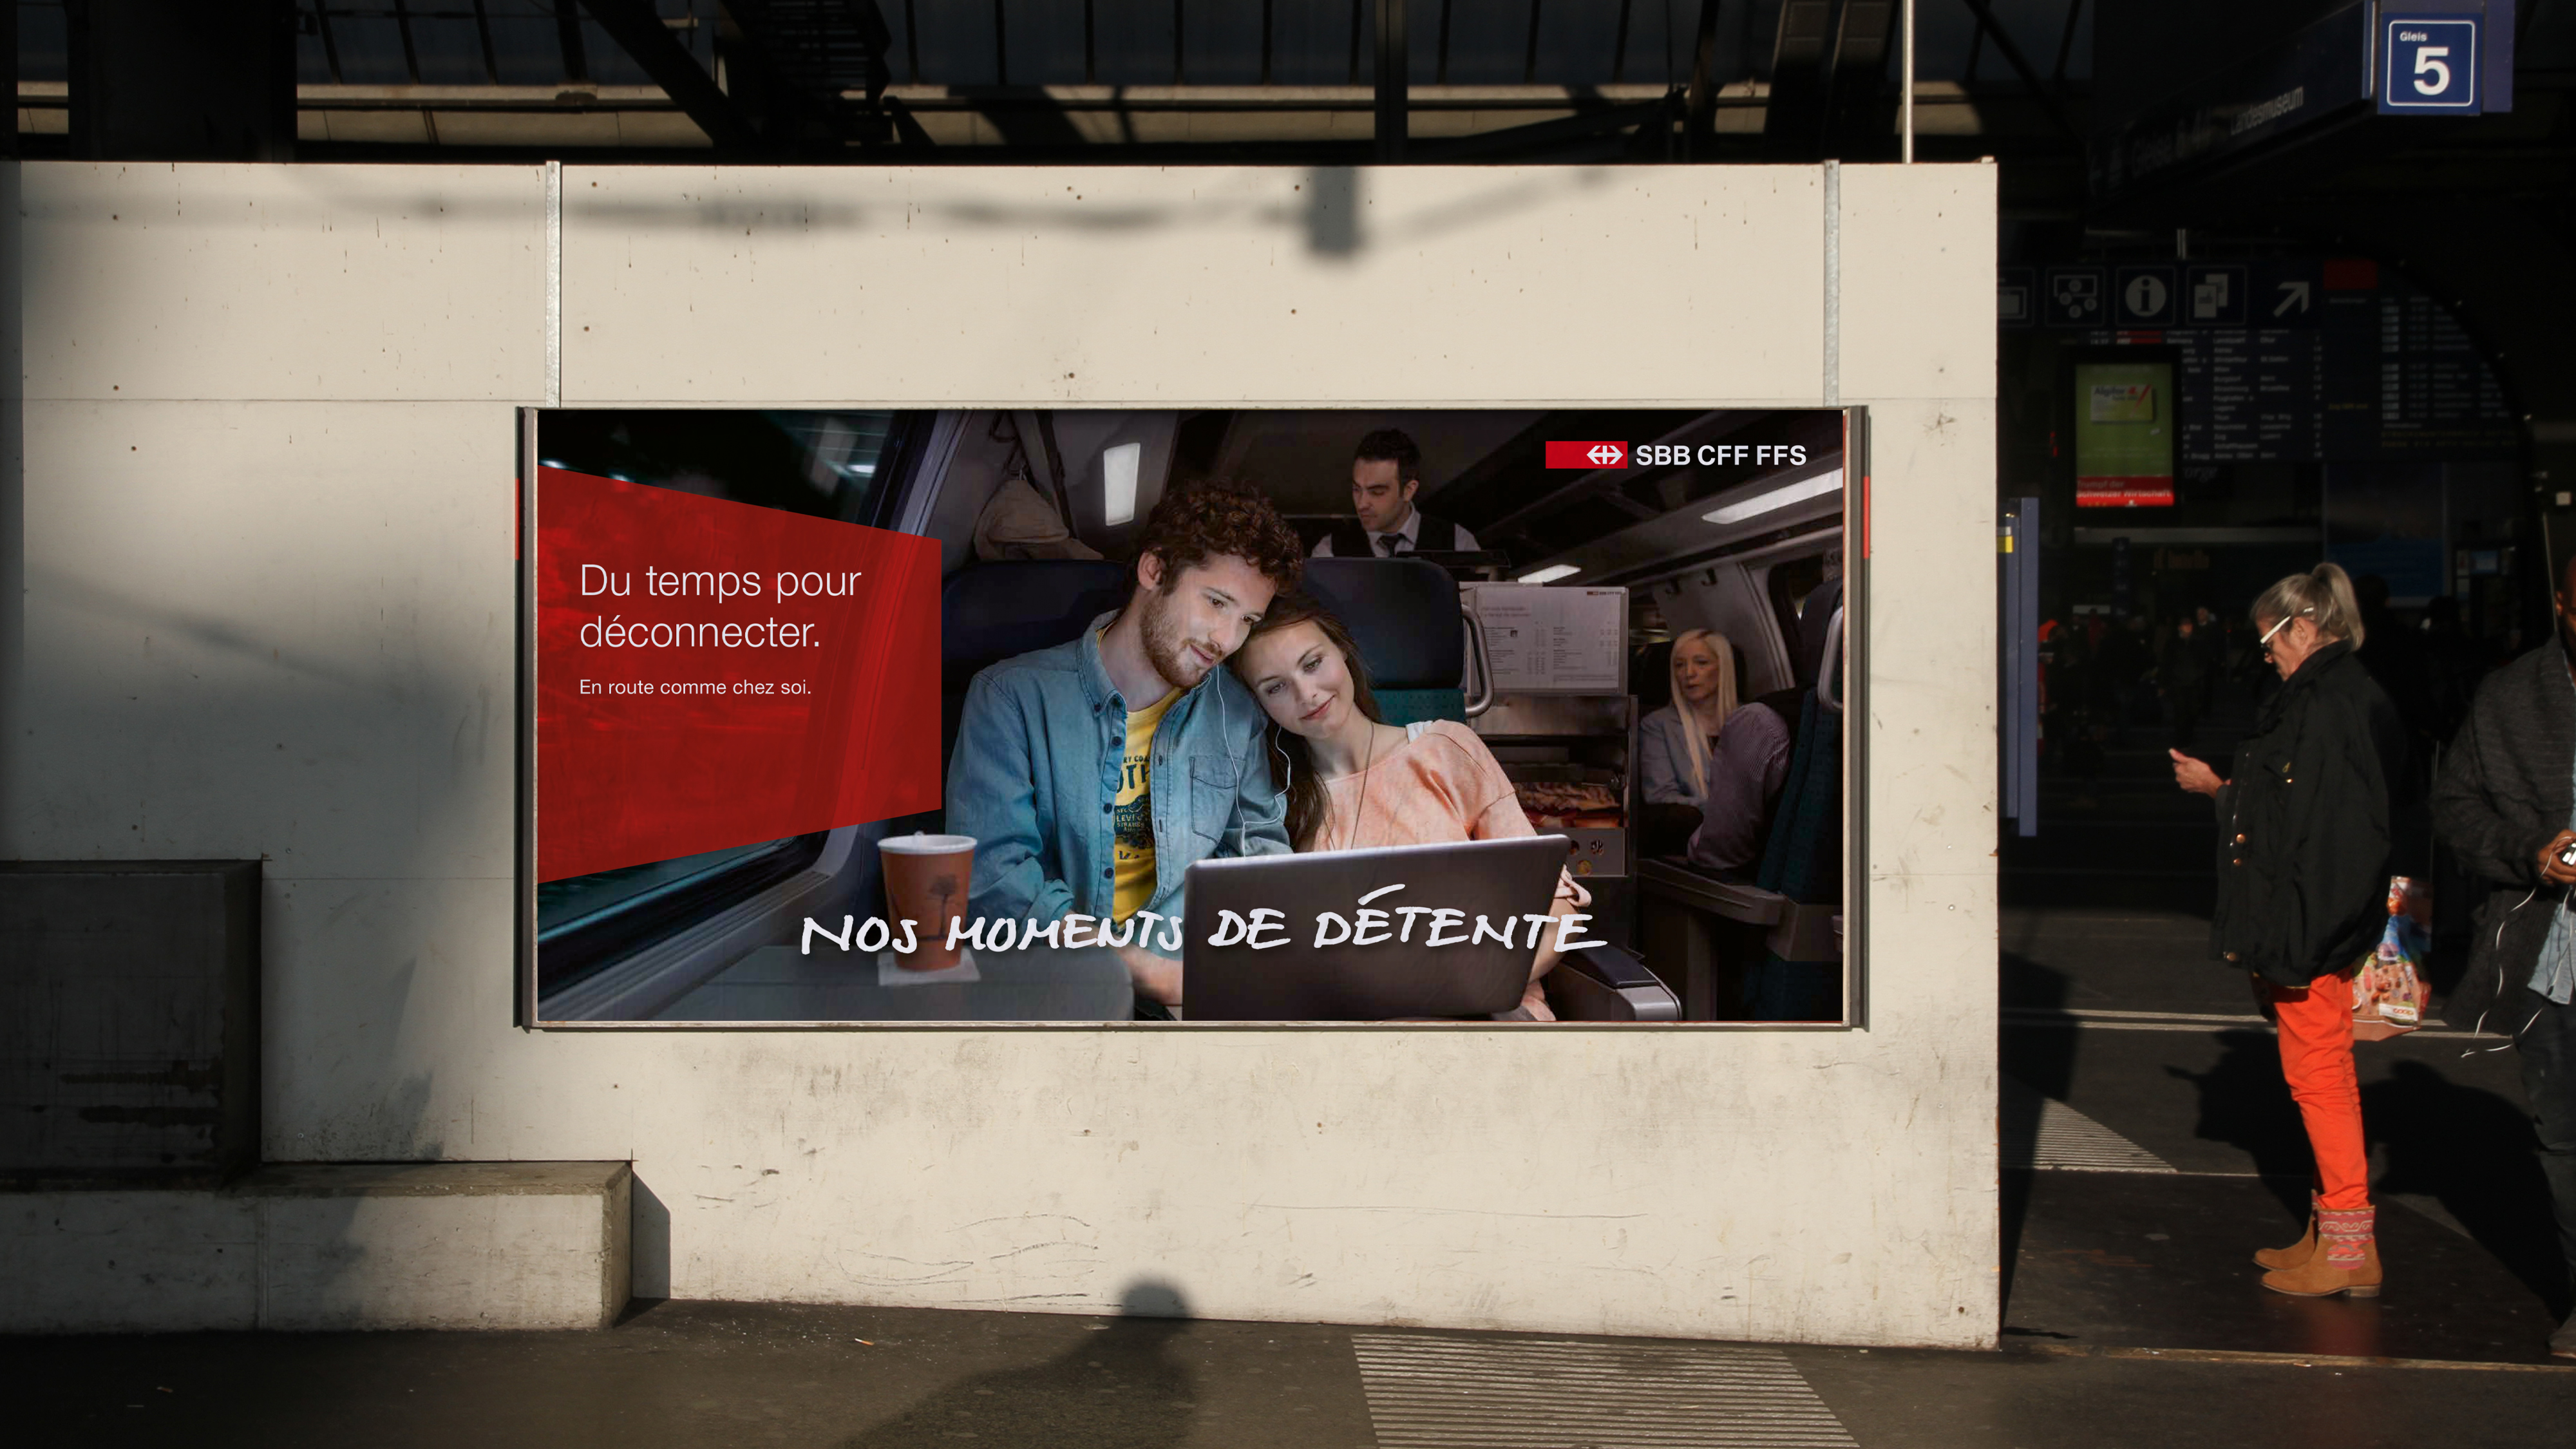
[2170,564,2407,1300]
[2037,616,2068,771]
[2423,595,2488,708]
[2354,573,2454,748]
[2429,551,2576,1361]
[947,480,1304,1014]
[1228,594,1587,1019]
[2094,615,2153,744]
[2190,604,2226,707]
[2052,621,2105,800]
[2160,614,2210,748]
[1311,428,1483,558]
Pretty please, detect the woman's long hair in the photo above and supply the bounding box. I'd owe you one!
[2253,563,2365,649]
[1667,627,1738,801]
[1230,594,1383,850]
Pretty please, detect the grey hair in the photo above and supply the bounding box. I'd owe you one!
[2253,562,2365,649]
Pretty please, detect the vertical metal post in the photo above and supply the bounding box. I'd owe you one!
[516,407,540,1027]
[545,160,563,408]
[2001,497,2040,837]
[1900,0,1915,162]
[1823,160,1840,405]
[1376,0,1408,162]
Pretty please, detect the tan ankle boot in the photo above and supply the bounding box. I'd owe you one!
[2253,1193,2322,1271]
[2260,1206,2381,1298]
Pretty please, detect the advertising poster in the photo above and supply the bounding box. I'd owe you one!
[526,408,1854,1026]
[2074,360,2179,507]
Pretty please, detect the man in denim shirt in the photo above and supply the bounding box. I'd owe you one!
[947,480,1303,1012]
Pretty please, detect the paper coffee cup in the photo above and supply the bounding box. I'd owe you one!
[879,832,976,971]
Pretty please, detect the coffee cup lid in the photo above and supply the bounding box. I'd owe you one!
[879,832,976,854]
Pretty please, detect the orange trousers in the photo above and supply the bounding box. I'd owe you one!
[2268,974,2371,1212]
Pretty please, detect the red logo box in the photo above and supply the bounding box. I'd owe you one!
[1545,441,1628,469]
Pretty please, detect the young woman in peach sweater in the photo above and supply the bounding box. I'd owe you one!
[1230,594,1589,1019]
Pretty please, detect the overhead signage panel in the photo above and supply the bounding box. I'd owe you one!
[2379,15,2481,114]
[2184,265,2249,327]
[1998,267,2034,329]
[2090,2,2372,197]
[2044,267,2106,328]
[2114,266,2179,328]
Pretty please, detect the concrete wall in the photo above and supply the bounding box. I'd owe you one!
[4,161,1998,1347]
[1,1162,630,1331]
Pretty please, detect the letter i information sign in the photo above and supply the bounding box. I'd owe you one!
[2380,15,2480,115]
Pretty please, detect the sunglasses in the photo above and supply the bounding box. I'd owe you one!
[2258,615,2296,657]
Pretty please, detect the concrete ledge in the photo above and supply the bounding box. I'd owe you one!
[0,1162,630,1333]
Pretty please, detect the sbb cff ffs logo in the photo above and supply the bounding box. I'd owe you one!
[1547,441,1813,469]
[1544,440,1628,469]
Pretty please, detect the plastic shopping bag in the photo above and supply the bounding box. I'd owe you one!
[2351,876,2432,1041]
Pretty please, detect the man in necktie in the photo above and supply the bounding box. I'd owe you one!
[1313,428,1483,560]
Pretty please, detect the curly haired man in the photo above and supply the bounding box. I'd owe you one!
[945,479,1305,1014]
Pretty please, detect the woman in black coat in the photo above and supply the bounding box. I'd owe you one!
[2170,563,2407,1299]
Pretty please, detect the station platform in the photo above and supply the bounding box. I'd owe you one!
[1997,693,2573,1376]
[6,1290,2571,1448]
[11,690,2573,1445]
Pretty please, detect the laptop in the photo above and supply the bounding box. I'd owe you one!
[1182,835,1574,1021]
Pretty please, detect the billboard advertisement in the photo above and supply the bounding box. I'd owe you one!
[2074,359,2179,508]
[522,408,1855,1027]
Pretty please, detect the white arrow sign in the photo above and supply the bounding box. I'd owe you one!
[2273,280,2313,317]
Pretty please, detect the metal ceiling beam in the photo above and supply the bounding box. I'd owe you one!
[1683,0,1721,158]
[1412,93,1671,162]
[1825,0,1899,157]
[576,0,762,149]
[1376,0,1407,162]
[1953,0,2081,144]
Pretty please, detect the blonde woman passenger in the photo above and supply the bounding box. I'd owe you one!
[1641,629,1739,808]
[1642,629,1797,868]
[1229,594,1590,1020]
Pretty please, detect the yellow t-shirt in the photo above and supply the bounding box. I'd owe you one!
[1113,688,1179,920]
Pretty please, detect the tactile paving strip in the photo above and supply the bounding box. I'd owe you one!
[1350,1332,1859,1448]
[2002,1075,2177,1173]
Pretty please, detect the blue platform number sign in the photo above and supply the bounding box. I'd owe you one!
[2380,16,2479,115]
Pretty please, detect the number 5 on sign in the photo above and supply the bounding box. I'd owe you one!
[2380,17,2479,114]
[2413,45,2450,95]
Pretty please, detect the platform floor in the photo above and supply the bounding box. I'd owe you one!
[13,699,2576,1444]
[7,1296,2574,1448]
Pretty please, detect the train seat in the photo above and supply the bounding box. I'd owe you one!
[1298,557,1470,726]
[1641,604,1845,1021]
[938,559,1130,763]
[1303,557,1674,1021]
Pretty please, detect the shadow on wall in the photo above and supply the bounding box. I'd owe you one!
[630,1176,672,1303]
[549,164,1615,261]
[837,1280,1198,1449]
[15,162,1607,267]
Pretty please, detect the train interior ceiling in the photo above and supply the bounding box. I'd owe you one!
[531,408,1850,1025]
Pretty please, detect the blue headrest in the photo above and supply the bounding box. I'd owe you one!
[1792,576,1844,688]
[942,560,1130,675]
[1298,557,1464,690]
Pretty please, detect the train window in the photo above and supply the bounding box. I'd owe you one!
[537,835,828,1001]
[537,409,909,526]
[1765,554,1826,660]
